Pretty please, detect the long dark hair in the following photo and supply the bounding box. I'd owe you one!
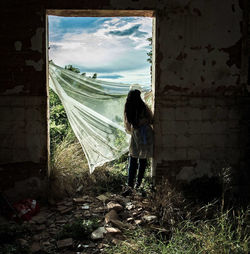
[124,89,147,127]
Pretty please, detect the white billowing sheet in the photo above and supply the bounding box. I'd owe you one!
[49,62,151,173]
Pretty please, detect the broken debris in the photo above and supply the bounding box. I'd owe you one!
[91,227,107,240]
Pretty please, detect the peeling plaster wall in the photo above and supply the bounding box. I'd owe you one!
[0,0,249,197]
[153,0,250,196]
[0,2,47,196]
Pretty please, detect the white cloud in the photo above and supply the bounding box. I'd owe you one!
[49,17,152,85]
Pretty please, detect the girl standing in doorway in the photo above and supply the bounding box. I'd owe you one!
[123,89,153,196]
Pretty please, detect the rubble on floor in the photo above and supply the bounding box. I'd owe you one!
[0,191,159,254]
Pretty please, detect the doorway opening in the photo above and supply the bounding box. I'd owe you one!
[46,10,156,197]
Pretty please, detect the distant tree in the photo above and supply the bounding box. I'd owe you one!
[92,73,97,79]
[64,64,98,79]
[147,37,152,64]
[147,37,152,80]
[65,65,80,73]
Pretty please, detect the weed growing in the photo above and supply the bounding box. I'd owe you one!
[56,218,100,240]
[49,133,129,198]
[49,88,73,158]
[104,228,169,254]
[104,207,249,254]
[165,208,249,254]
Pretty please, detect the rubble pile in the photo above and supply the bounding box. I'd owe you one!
[8,191,159,254]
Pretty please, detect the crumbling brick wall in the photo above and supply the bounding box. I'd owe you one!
[0,0,249,198]
[153,0,250,198]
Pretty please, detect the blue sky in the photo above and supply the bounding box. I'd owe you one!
[48,16,152,85]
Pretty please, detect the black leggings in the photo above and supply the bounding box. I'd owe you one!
[128,156,147,188]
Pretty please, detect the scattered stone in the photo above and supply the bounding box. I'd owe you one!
[82,195,90,200]
[81,204,90,210]
[91,227,107,240]
[29,220,36,225]
[105,227,121,234]
[46,219,54,226]
[135,219,142,225]
[43,241,50,246]
[88,242,96,248]
[132,212,139,216]
[33,234,41,241]
[93,207,106,213]
[111,238,121,245]
[76,185,83,192]
[65,201,73,206]
[32,214,47,224]
[31,242,41,253]
[56,219,67,224]
[60,207,73,214]
[47,212,55,219]
[57,206,67,212]
[49,229,58,235]
[96,194,108,202]
[127,217,133,222]
[142,215,157,222]
[84,211,91,217]
[125,202,135,210]
[18,239,28,246]
[105,209,119,223]
[35,224,46,231]
[41,232,50,239]
[56,201,66,206]
[134,195,143,201]
[80,242,95,248]
[107,201,123,212]
[109,219,128,229]
[73,197,85,203]
[142,200,150,205]
[57,238,73,248]
[74,214,82,218]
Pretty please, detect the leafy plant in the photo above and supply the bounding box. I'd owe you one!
[49,88,75,159]
[57,218,100,240]
[165,208,249,254]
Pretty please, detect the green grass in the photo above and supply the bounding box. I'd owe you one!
[166,210,249,254]
[104,208,249,254]
[104,228,169,254]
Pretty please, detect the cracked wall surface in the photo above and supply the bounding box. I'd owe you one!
[0,0,249,197]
